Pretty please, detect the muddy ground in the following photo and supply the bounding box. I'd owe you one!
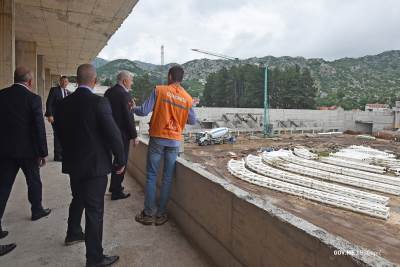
[182,133,400,265]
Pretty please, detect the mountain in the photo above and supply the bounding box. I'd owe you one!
[132,60,159,72]
[92,57,108,68]
[95,51,400,107]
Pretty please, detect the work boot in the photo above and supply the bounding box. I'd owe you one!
[135,210,154,225]
[155,214,168,226]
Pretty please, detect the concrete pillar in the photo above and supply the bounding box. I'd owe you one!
[16,40,37,92]
[37,55,45,99]
[50,74,60,87]
[0,0,15,89]
[44,68,51,102]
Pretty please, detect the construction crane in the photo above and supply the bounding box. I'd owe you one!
[191,49,239,61]
[192,48,271,136]
[191,48,243,107]
[160,45,164,84]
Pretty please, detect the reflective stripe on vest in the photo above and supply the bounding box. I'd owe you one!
[149,84,193,141]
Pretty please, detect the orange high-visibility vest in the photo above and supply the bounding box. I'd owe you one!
[149,84,193,141]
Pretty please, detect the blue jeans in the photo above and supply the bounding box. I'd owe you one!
[144,139,179,216]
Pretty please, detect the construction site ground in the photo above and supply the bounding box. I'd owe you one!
[182,133,400,265]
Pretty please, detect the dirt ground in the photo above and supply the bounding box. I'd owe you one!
[182,133,400,265]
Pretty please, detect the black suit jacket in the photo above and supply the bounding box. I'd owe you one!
[104,84,137,141]
[54,87,125,177]
[45,86,70,117]
[0,84,48,159]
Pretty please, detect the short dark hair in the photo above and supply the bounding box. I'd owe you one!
[77,64,96,85]
[14,66,33,83]
[60,75,68,81]
[168,65,184,83]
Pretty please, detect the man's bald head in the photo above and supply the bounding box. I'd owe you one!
[14,66,33,84]
[77,64,97,87]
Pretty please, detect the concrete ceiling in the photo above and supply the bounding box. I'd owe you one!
[15,0,138,75]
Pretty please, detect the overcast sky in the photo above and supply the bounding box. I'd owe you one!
[98,0,400,64]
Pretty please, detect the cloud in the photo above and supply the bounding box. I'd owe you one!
[98,0,400,64]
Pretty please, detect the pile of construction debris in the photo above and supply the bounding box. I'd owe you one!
[228,145,400,220]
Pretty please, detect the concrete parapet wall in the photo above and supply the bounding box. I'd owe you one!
[127,140,394,267]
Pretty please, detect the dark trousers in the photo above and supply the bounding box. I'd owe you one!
[67,174,107,262]
[109,138,129,194]
[0,159,43,227]
[51,123,62,158]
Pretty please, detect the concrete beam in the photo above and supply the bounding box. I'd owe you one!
[37,55,44,99]
[14,0,139,74]
[15,40,37,92]
[0,0,15,88]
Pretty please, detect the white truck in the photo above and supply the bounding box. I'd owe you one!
[197,127,235,146]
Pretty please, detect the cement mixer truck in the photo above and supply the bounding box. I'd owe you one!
[197,127,235,146]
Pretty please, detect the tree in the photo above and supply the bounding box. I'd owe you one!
[101,78,112,87]
[132,74,155,105]
[201,64,317,109]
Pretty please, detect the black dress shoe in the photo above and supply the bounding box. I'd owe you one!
[31,208,51,221]
[86,255,119,267]
[111,191,130,200]
[54,156,62,162]
[0,231,8,239]
[108,186,124,193]
[64,232,85,246]
[0,243,16,256]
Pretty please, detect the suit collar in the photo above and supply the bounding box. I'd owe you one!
[77,85,94,93]
[114,83,127,92]
[14,83,31,91]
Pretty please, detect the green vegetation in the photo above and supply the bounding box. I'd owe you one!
[131,73,156,105]
[201,64,317,109]
[181,79,204,97]
[94,50,400,110]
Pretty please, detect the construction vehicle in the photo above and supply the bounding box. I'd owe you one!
[197,127,236,146]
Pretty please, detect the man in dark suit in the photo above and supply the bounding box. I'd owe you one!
[0,66,51,239]
[104,70,138,200]
[45,76,70,161]
[54,64,125,267]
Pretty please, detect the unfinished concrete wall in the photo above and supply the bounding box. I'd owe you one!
[135,107,395,134]
[354,122,373,133]
[127,140,393,267]
[344,110,394,132]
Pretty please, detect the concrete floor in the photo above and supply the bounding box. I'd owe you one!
[0,124,210,267]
